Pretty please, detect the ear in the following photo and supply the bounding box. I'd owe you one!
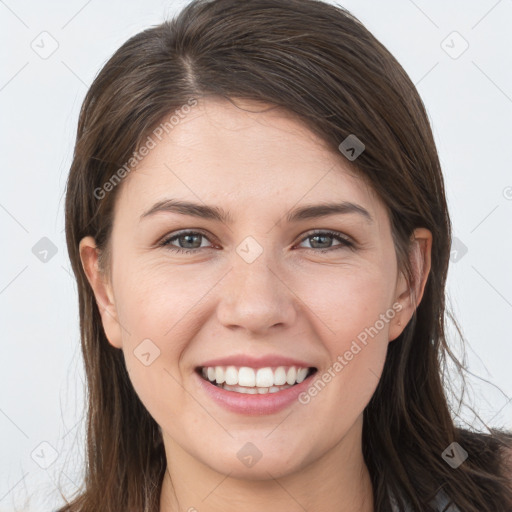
[79,236,123,349]
[388,227,432,342]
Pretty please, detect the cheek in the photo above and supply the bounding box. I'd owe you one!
[111,264,199,417]
[114,257,207,343]
[291,261,395,405]
[290,257,396,344]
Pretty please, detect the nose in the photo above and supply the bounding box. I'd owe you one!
[216,247,297,335]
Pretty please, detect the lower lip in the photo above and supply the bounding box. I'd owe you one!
[195,370,316,415]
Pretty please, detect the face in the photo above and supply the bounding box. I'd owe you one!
[80,97,430,481]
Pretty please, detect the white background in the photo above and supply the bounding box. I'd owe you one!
[1,0,511,510]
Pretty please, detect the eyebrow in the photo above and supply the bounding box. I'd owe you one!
[140,199,373,224]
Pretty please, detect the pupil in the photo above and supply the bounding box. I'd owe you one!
[312,234,330,248]
[182,234,199,248]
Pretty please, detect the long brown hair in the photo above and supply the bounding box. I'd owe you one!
[60,0,512,510]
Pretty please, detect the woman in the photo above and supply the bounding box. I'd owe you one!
[59,0,512,510]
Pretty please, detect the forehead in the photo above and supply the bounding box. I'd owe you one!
[114,97,383,223]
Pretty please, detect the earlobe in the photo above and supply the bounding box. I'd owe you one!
[389,228,432,342]
[79,236,123,349]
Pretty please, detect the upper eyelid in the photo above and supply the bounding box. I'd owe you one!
[161,228,216,244]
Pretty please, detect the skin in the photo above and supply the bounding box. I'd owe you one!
[80,97,432,512]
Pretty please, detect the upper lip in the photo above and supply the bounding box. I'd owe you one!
[197,355,317,369]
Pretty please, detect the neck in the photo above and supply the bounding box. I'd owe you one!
[159,416,374,512]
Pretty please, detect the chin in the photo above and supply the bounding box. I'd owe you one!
[200,440,311,481]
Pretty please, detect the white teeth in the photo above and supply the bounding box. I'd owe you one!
[274,366,287,385]
[225,366,238,386]
[296,367,308,383]
[286,367,297,385]
[200,364,312,389]
[256,367,274,387]
[215,366,225,384]
[238,367,256,387]
[222,383,292,394]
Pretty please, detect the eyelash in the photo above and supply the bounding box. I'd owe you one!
[159,229,355,254]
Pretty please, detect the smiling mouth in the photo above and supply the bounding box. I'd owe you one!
[197,365,318,394]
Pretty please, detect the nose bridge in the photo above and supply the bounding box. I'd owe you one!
[216,234,296,332]
[233,236,279,291]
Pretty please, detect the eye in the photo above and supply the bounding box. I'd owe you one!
[159,229,354,255]
[159,230,213,254]
[296,230,354,253]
